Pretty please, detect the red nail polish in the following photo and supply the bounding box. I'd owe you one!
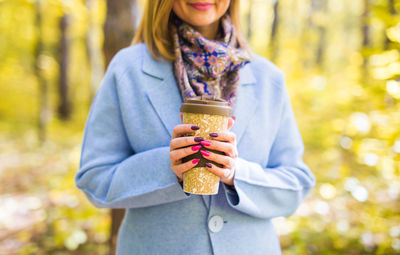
[205,163,212,168]
[192,145,201,151]
[232,116,236,120]
[200,140,211,146]
[200,150,210,157]
[192,159,200,164]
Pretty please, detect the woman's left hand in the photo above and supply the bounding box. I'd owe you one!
[199,116,238,186]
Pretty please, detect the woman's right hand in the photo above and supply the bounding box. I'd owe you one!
[169,113,203,182]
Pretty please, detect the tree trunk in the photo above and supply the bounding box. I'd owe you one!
[34,0,48,144]
[103,0,137,66]
[85,0,104,103]
[315,0,327,66]
[58,14,71,120]
[246,0,252,40]
[103,1,138,254]
[362,0,370,48]
[383,0,395,50]
[270,0,279,61]
[362,0,370,74]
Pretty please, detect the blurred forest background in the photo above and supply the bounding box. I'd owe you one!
[0,0,400,254]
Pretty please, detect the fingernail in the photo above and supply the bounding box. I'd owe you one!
[192,145,202,151]
[224,169,231,177]
[191,125,200,130]
[192,159,200,164]
[194,137,204,142]
[232,116,236,120]
[200,150,210,157]
[200,140,211,146]
[205,163,212,168]
[209,133,218,137]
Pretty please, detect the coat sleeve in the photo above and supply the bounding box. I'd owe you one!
[75,57,191,209]
[222,75,316,219]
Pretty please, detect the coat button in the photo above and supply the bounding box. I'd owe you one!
[208,215,224,233]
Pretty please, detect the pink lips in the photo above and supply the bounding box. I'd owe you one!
[189,2,214,11]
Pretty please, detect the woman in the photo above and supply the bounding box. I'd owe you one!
[75,0,316,254]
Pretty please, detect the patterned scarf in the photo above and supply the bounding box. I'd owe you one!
[171,13,250,108]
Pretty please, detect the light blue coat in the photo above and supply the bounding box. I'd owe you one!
[75,43,316,255]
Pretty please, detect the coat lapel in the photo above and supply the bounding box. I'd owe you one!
[142,51,183,139]
[142,47,259,147]
[230,65,258,146]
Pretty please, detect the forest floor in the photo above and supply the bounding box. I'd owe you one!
[0,132,109,254]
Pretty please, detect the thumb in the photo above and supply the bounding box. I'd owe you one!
[227,116,235,130]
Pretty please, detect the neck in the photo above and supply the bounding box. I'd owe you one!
[192,20,220,40]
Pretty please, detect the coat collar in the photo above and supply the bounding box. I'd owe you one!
[141,44,259,147]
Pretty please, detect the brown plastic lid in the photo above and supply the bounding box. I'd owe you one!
[180,95,232,116]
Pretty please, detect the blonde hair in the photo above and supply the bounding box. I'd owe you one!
[131,0,250,61]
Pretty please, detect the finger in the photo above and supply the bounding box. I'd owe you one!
[208,130,236,144]
[173,158,200,180]
[204,162,235,180]
[199,140,237,158]
[200,149,234,168]
[180,112,183,123]
[227,116,234,130]
[170,144,202,164]
[170,136,204,151]
[172,124,200,139]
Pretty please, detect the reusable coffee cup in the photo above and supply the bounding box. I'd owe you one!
[180,95,232,195]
